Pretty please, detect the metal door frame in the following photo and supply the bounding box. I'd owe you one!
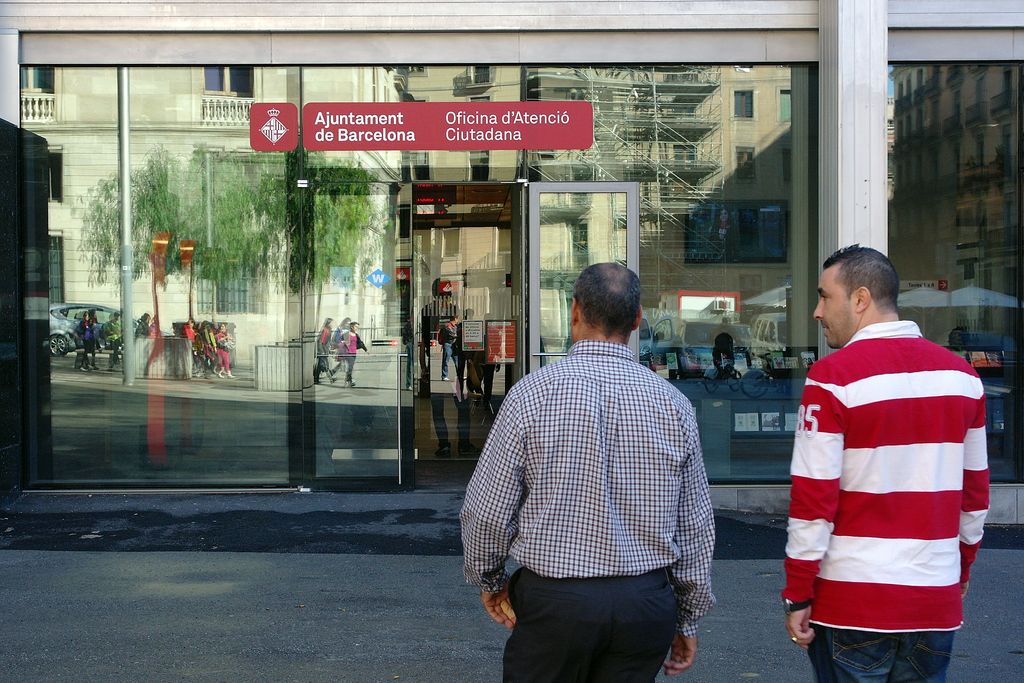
[527,182,640,373]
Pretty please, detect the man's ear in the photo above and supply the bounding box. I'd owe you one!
[852,286,872,313]
[631,306,643,332]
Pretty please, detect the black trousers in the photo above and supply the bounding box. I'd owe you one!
[503,567,676,683]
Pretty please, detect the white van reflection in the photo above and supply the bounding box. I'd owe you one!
[751,311,788,355]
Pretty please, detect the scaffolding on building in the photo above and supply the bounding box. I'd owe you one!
[527,69,722,223]
[526,66,726,287]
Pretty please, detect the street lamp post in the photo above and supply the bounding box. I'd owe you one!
[180,239,197,321]
[149,231,171,334]
[146,231,172,469]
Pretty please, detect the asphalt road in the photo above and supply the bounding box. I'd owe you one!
[0,493,1021,682]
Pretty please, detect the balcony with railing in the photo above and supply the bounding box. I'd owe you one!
[960,158,1004,189]
[21,92,55,123]
[201,95,253,126]
[990,89,1014,115]
[942,111,963,134]
[965,101,989,126]
[921,72,941,97]
[921,118,941,141]
[452,67,494,97]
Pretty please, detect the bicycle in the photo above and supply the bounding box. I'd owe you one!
[701,363,773,398]
[738,366,771,398]
[701,364,741,393]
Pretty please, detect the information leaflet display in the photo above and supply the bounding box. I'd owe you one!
[461,320,485,352]
[485,321,516,364]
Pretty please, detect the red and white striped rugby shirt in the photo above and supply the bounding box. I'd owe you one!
[783,321,989,632]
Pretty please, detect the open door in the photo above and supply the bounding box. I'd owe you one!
[408,182,524,485]
[528,182,640,371]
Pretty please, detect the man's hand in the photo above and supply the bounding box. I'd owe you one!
[480,588,516,630]
[663,634,698,676]
[961,581,970,598]
[786,607,815,650]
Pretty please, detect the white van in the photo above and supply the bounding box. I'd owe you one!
[751,312,788,354]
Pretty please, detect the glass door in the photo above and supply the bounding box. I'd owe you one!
[528,183,640,371]
[302,177,410,487]
[409,183,523,473]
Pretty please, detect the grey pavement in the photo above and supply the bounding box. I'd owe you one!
[0,492,1021,682]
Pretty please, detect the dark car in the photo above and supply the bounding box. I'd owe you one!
[46,303,120,356]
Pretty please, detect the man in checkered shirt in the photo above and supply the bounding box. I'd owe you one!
[460,262,715,680]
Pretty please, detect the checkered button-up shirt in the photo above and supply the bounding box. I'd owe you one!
[460,340,716,636]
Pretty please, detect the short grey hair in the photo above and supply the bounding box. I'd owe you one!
[572,263,641,337]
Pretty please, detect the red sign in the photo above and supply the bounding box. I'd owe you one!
[302,101,593,151]
[486,321,517,365]
[250,103,299,152]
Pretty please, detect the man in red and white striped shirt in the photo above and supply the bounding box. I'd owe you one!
[783,246,989,682]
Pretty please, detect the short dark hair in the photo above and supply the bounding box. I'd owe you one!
[822,245,899,311]
[572,262,641,337]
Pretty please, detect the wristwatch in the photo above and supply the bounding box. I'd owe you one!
[783,598,812,614]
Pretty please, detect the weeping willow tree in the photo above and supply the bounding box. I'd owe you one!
[284,151,380,295]
[81,145,383,326]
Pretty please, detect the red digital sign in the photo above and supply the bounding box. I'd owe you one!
[413,184,457,205]
[302,101,593,151]
[413,184,456,215]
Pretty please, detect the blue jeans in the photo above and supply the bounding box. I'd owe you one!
[808,625,955,682]
[441,342,457,380]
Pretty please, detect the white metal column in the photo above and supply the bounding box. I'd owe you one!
[0,31,18,125]
[819,0,890,257]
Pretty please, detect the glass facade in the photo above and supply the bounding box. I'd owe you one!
[20,61,1016,489]
[25,67,299,484]
[889,64,1022,481]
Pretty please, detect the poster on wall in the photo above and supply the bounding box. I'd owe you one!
[734,412,760,432]
[761,412,781,432]
[485,321,516,364]
[461,320,485,351]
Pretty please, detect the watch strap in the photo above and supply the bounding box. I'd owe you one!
[784,598,812,613]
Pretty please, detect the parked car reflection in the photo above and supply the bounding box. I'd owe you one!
[46,303,119,356]
[641,313,753,380]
